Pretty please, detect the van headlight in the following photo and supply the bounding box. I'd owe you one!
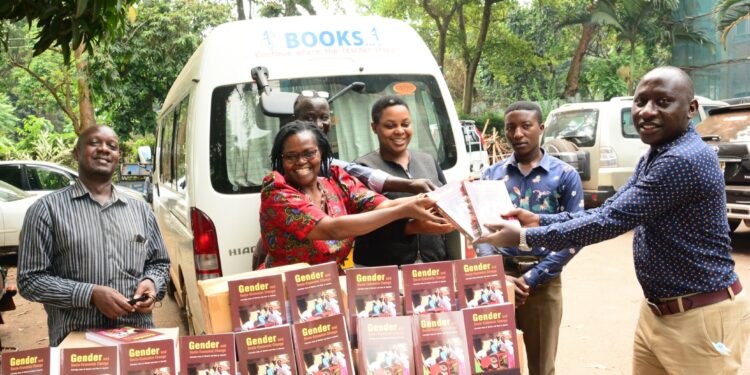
[600,146,618,167]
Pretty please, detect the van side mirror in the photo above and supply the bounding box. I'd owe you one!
[251,65,297,117]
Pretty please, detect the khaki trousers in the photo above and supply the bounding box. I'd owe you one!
[513,275,563,375]
[633,290,750,375]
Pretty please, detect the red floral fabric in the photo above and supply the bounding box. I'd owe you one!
[260,166,386,267]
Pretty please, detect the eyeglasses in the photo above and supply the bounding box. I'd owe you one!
[300,90,330,99]
[282,149,319,163]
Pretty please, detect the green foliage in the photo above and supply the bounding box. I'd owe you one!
[121,134,155,164]
[462,111,505,136]
[0,0,138,61]
[0,93,19,152]
[0,115,76,166]
[89,0,232,138]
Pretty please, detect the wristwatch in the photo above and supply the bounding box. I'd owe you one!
[518,228,531,251]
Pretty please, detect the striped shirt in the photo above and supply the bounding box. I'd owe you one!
[17,180,170,346]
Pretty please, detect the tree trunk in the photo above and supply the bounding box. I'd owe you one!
[628,40,635,94]
[422,0,459,70]
[75,44,96,134]
[460,0,499,115]
[236,0,246,20]
[563,22,597,98]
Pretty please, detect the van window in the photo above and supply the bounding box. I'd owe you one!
[621,108,639,138]
[160,109,175,185]
[544,109,598,147]
[175,97,189,192]
[209,74,457,194]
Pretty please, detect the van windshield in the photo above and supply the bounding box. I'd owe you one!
[543,109,598,148]
[210,75,457,194]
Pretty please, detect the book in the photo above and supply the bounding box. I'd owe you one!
[60,346,118,375]
[292,314,354,375]
[462,180,520,239]
[85,326,164,346]
[345,266,401,345]
[428,180,519,241]
[463,304,520,374]
[285,262,343,323]
[427,181,475,239]
[454,256,508,309]
[1,347,52,375]
[228,274,287,332]
[236,325,296,375]
[401,261,455,315]
[413,312,470,375]
[356,316,415,375]
[179,333,236,375]
[118,339,176,375]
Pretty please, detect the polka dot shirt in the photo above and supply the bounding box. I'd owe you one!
[527,127,736,299]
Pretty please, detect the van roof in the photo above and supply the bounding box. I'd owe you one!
[160,16,440,113]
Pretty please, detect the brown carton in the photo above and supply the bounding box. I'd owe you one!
[197,263,308,333]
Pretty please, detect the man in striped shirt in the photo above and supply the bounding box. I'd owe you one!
[17,125,170,346]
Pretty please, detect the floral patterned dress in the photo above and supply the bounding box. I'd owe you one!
[260,166,386,267]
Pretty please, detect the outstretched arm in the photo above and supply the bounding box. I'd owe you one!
[307,195,444,240]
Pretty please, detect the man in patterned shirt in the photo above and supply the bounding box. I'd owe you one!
[477,67,749,374]
[18,125,170,346]
[475,101,584,375]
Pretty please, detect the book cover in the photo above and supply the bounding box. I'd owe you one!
[454,256,508,309]
[428,181,475,239]
[119,339,176,375]
[463,304,520,374]
[2,347,51,375]
[85,326,163,346]
[179,333,236,375]
[345,266,401,344]
[413,312,470,375]
[462,180,520,238]
[356,316,415,375]
[236,325,296,375]
[292,314,354,375]
[60,346,118,375]
[402,261,455,315]
[285,262,343,323]
[228,274,287,332]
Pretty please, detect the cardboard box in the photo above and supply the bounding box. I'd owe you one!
[197,263,309,333]
[58,327,180,348]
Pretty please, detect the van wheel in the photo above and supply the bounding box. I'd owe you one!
[182,289,196,335]
[543,138,579,154]
[729,219,741,232]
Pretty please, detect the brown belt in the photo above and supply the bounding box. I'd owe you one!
[647,280,742,316]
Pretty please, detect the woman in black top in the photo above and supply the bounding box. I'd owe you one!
[354,95,454,266]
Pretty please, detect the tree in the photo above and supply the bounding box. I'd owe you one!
[590,0,710,93]
[455,0,504,114]
[0,0,137,60]
[3,23,85,132]
[422,0,461,69]
[89,0,232,137]
[716,0,750,48]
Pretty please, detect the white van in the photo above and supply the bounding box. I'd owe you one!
[543,96,728,207]
[154,16,470,334]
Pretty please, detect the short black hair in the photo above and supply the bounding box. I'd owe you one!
[270,120,332,178]
[371,95,409,124]
[293,95,329,118]
[504,101,543,123]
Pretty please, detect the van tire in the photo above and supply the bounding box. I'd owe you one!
[543,138,579,154]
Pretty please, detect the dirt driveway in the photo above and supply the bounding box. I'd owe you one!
[2,227,750,374]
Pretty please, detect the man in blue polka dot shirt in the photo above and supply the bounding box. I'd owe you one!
[476,66,749,374]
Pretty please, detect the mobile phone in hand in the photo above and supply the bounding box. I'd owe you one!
[128,294,150,305]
